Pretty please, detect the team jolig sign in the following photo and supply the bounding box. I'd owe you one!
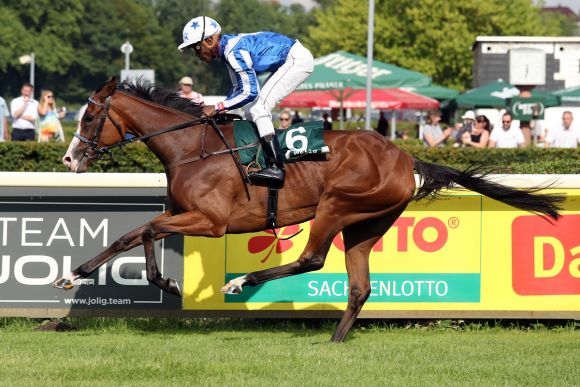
[0,192,182,310]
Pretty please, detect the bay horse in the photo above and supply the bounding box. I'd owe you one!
[55,78,562,342]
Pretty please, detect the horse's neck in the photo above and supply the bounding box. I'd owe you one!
[119,100,204,164]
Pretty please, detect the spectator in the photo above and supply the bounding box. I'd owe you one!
[461,115,491,148]
[376,110,388,136]
[423,110,452,147]
[489,112,525,148]
[0,94,8,142]
[278,109,292,130]
[178,76,204,104]
[544,111,580,148]
[455,110,476,145]
[292,111,304,125]
[322,113,332,131]
[10,82,38,141]
[37,90,65,142]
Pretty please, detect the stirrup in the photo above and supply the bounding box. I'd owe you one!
[249,165,285,189]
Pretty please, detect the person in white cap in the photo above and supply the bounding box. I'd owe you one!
[454,110,476,145]
[178,16,314,189]
[178,76,204,104]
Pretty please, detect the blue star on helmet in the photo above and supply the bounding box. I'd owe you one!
[210,21,219,30]
[190,20,200,29]
[183,32,188,41]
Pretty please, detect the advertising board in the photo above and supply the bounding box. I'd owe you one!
[0,174,182,317]
[1,173,578,319]
[183,188,580,318]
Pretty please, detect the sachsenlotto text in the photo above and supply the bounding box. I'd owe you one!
[183,190,580,316]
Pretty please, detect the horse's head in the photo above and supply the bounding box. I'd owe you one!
[63,77,129,172]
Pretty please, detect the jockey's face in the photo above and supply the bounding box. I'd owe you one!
[194,35,219,63]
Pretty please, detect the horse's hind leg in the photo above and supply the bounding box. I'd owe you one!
[331,208,406,343]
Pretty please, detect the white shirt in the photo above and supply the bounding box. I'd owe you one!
[490,126,525,148]
[10,96,38,130]
[545,123,580,148]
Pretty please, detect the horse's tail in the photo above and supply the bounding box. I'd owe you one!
[412,159,564,220]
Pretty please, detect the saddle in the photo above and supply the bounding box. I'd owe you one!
[233,120,330,167]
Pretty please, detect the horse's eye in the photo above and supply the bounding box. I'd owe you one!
[84,115,93,123]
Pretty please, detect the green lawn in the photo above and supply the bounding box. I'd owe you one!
[0,318,577,386]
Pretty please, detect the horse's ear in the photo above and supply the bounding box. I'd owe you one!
[102,76,118,97]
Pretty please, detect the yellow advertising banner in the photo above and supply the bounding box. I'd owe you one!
[183,189,580,317]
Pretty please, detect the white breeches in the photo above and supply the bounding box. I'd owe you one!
[244,41,314,137]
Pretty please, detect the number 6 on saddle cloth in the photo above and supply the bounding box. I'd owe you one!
[234,120,330,167]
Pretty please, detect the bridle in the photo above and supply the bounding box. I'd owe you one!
[74,95,125,160]
[76,92,209,160]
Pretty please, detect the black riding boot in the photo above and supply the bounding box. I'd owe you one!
[249,134,285,189]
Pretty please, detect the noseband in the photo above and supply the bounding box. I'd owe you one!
[76,92,212,160]
[75,95,125,160]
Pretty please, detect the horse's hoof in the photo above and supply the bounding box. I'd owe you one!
[220,283,242,294]
[220,275,247,295]
[167,278,181,297]
[52,277,74,290]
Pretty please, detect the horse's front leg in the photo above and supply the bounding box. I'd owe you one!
[52,210,173,290]
[141,210,227,296]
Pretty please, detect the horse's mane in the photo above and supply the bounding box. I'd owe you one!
[117,80,204,117]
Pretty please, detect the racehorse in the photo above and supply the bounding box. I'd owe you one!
[54,77,563,342]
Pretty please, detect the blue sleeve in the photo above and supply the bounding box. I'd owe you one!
[222,49,259,110]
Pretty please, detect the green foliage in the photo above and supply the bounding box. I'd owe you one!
[0,141,577,174]
[397,144,580,173]
[307,0,565,90]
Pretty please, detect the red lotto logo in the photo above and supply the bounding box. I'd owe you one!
[247,225,301,263]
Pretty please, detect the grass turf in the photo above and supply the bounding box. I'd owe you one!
[0,318,577,386]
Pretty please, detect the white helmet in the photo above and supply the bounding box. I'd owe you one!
[178,16,221,52]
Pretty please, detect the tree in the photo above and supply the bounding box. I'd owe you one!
[0,0,84,98]
[306,0,565,90]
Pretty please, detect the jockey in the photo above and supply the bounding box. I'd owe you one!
[178,16,314,189]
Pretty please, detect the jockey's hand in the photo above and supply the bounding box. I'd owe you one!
[202,105,217,117]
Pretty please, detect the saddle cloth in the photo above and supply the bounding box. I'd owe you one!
[233,120,330,165]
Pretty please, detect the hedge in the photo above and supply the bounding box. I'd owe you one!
[0,141,578,174]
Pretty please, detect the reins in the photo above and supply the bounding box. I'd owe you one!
[79,93,254,200]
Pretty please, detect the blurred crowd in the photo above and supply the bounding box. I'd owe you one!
[3,78,578,149]
[0,82,66,143]
[421,109,580,149]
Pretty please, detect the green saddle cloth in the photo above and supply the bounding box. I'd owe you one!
[234,120,330,166]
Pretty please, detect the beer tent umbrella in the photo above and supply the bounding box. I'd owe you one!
[297,51,431,91]
[276,51,432,129]
[278,88,439,110]
[279,88,439,139]
[551,86,580,104]
[455,79,560,108]
[404,84,460,101]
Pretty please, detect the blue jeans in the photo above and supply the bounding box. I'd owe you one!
[11,129,35,141]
